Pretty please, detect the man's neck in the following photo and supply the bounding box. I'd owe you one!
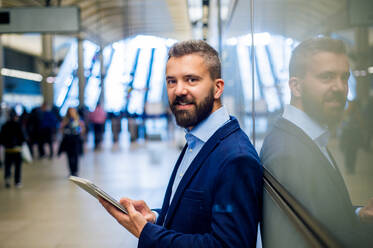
[283,104,328,141]
[186,101,223,131]
[290,101,327,128]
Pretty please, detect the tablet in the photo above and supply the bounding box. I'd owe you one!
[69,176,128,214]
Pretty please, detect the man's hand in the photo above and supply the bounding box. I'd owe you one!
[359,197,373,223]
[132,200,157,224]
[99,197,155,238]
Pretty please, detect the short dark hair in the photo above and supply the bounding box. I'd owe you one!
[9,109,18,120]
[289,37,347,78]
[168,40,221,80]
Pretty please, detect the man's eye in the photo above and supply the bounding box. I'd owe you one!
[187,78,197,83]
[319,73,334,81]
[167,80,176,85]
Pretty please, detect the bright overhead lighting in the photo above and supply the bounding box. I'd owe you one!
[242,32,271,46]
[368,66,373,74]
[46,76,55,83]
[1,68,43,82]
[226,37,237,46]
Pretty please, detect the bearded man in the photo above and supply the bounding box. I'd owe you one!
[260,37,373,247]
[100,40,263,247]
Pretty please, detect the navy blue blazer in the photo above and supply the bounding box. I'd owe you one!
[138,117,263,248]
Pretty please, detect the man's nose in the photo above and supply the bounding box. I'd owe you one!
[332,77,348,92]
[175,82,187,96]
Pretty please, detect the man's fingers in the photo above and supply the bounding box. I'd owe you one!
[99,197,128,221]
[99,197,116,214]
[99,197,111,210]
[133,200,146,207]
[120,198,137,216]
[100,197,147,238]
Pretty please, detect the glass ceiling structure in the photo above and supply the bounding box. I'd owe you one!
[54,35,174,116]
[55,33,357,117]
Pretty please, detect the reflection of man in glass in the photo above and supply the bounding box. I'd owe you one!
[260,37,373,246]
[99,40,263,247]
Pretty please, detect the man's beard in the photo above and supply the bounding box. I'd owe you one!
[302,90,346,127]
[170,89,214,129]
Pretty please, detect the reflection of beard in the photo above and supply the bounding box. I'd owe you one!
[170,88,214,129]
[302,90,346,127]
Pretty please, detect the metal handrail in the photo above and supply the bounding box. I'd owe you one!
[263,168,342,248]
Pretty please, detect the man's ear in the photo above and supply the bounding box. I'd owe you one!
[289,77,302,98]
[214,79,224,99]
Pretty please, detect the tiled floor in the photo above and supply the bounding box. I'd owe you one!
[0,138,179,248]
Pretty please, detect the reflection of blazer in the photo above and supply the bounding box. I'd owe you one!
[138,118,263,248]
[260,118,368,246]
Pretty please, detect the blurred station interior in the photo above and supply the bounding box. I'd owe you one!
[0,0,372,247]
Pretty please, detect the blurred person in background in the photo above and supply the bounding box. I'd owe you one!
[58,107,85,177]
[361,96,373,151]
[89,104,106,150]
[27,106,42,158]
[0,109,25,188]
[340,100,364,174]
[78,105,90,143]
[109,112,122,147]
[39,103,58,159]
[0,106,8,168]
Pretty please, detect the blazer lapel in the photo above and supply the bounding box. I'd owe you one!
[163,118,240,227]
[157,144,188,225]
[325,147,353,205]
[277,118,353,206]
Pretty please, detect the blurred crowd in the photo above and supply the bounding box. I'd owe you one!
[0,102,139,187]
[0,101,174,188]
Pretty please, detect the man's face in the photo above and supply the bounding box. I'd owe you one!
[166,54,218,129]
[300,52,349,126]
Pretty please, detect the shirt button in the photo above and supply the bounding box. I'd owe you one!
[189,149,192,152]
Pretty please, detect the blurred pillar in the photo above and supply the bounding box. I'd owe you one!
[77,37,85,107]
[41,34,54,107]
[99,44,105,105]
[0,35,3,103]
[354,27,370,102]
[217,0,222,57]
[202,0,209,41]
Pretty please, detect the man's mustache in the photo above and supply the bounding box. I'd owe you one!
[172,96,195,106]
[324,92,346,105]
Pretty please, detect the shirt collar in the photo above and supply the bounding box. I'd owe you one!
[283,104,329,146]
[185,106,230,145]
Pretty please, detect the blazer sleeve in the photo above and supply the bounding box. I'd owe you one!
[138,154,263,248]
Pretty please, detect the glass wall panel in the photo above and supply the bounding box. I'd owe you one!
[54,40,77,109]
[127,48,151,115]
[147,46,168,104]
[255,0,373,247]
[104,42,127,113]
[221,0,373,247]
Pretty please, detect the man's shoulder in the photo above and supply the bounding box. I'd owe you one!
[260,117,312,164]
[216,125,260,165]
[217,120,252,145]
[263,118,308,148]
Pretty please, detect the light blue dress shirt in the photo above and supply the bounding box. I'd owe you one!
[169,106,230,203]
[282,104,334,167]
